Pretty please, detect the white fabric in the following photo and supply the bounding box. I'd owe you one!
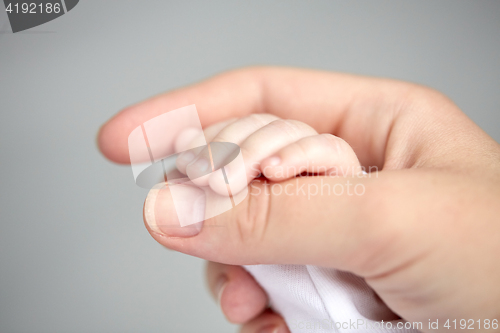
[244,265,421,333]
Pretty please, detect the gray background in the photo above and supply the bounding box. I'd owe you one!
[0,1,499,332]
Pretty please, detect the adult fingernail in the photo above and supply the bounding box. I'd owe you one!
[144,184,204,237]
[215,275,228,306]
[259,325,278,333]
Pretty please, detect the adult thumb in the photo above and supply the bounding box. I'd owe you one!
[143,172,397,276]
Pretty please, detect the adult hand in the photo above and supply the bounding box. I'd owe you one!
[98,67,500,333]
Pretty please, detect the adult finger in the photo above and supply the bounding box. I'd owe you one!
[205,262,268,324]
[98,67,477,170]
[144,164,500,278]
[239,309,290,333]
[143,169,405,275]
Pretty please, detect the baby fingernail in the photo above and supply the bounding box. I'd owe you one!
[266,156,281,166]
[177,151,195,164]
[187,157,210,178]
[195,158,210,171]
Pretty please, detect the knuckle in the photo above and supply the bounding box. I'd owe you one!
[211,129,233,144]
[269,119,315,139]
[319,133,344,154]
[293,138,315,157]
[246,113,279,128]
[212,114,278,144]
[316,133,354,162]
[269,119,294,130]
[405,85,458,117]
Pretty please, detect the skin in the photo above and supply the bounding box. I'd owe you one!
[174,114,362,194]
[98,67,500,333]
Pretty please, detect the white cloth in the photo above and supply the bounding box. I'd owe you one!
[244,265,421,333]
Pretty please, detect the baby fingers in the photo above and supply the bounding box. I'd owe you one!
[260,134,362,181]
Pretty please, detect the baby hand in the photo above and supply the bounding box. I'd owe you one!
[174,114,363,195]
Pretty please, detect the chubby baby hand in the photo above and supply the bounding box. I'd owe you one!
[174,114,363,194]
